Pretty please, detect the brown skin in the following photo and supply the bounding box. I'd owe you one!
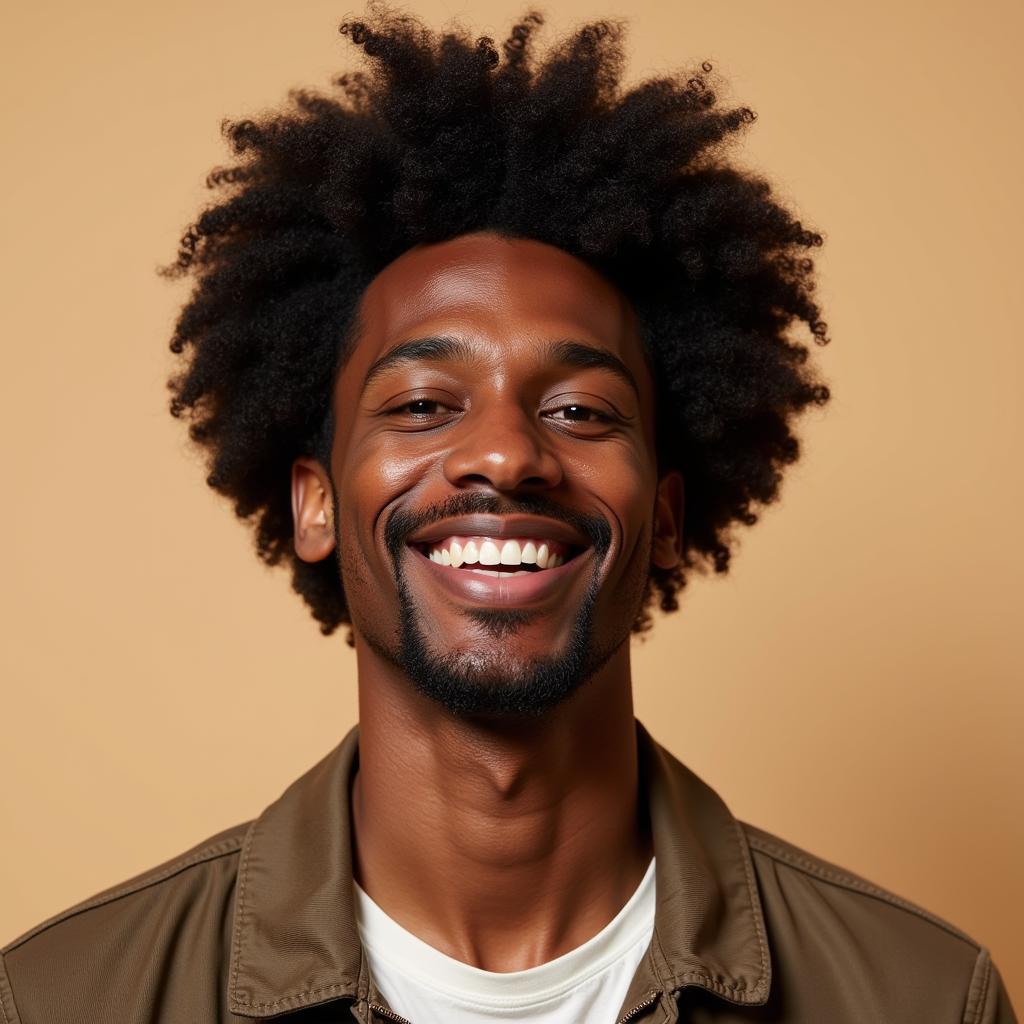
[291,231,684,971]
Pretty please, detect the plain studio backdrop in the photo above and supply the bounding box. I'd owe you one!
[2,0,1021,1005]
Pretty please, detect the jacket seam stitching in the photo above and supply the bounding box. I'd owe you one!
[746,834,980,950]
[1,838,244,956]
[977,951,993,1020]
[229,822,256,1006]
[731,814,770,994]
[668,971,765,996]
[649,925,672,988]
[645,929,676,1021]
[237,983,354,1011]
[0,952,20,1024]
[963,947,992,1024]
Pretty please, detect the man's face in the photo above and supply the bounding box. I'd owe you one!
[298,231,683,718]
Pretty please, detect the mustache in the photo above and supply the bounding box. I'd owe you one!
[384,492,612,566]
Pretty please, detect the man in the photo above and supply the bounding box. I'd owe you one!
[1,7,1016,1023]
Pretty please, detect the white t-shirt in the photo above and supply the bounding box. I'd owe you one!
[353,857,656,1023]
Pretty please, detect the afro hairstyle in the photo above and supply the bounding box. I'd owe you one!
[162,4,832,643]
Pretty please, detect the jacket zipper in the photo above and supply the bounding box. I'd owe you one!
[616,989,662,1024]
[368,1001,414,1024]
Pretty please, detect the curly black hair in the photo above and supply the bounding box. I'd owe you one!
[162,3,831,643]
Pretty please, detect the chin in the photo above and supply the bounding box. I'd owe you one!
[400,608,622,718]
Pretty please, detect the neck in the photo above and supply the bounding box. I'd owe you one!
[350,639,651,972]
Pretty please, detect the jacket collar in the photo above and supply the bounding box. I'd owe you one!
[227,720,771,1019]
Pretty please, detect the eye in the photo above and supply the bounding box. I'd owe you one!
[546,404,613,423]
[387,398,457,417]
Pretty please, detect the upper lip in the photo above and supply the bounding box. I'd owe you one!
[406,514,591,549]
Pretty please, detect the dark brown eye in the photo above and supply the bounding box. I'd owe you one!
[390,398,451,417]
[549,404,609,422]
[404,399,441,415]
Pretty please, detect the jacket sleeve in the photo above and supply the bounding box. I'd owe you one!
[966,949,1018,1024]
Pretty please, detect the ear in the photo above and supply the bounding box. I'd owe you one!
[291,457,336,563]
[651,469,684,570]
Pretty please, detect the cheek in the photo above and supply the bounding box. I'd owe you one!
[579,451,657,606]
[565,444,657,542]
[336,435,441,566]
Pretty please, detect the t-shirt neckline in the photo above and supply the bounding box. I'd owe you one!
[353,856,656,1009]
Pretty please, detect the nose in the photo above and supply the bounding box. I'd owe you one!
[442,401,563,493]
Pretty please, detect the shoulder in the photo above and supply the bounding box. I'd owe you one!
[2,821,248,957]
[739,821,1010,1023]
[1,821,250,1024]
[741,819,981,948]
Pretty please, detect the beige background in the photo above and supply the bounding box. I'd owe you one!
[2,0,1021,1006]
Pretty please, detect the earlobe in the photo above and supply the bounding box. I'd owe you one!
[651,470,685,570]
[291,457,336,563]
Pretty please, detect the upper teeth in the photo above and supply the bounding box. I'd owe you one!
[425,537,565,569]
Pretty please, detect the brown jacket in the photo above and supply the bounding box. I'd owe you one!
[1,722,1017,1023]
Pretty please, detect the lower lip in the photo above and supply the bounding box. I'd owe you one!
[405,546,591,607]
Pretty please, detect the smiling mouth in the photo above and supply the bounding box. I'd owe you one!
[410,535,585,576]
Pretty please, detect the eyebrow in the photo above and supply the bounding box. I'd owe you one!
[361,335,639,398]
[546,340,639,398]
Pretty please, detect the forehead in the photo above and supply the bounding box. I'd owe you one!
[347,231,645,373]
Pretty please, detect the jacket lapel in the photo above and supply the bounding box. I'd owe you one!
[228,726,364,1018]
[614,722,771,1019]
